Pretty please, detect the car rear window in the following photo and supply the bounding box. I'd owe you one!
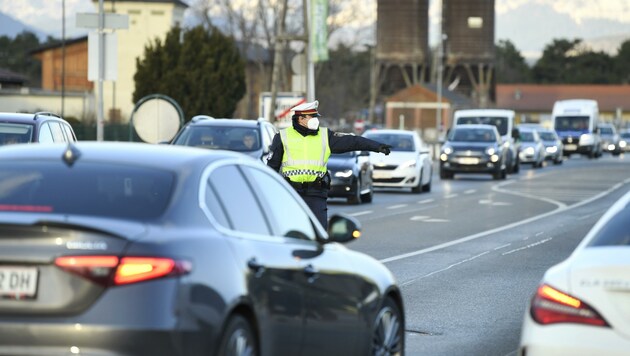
[174,126,261,151]
[0,162,174,221]
[0,123,34,145]
[586,205,630,247]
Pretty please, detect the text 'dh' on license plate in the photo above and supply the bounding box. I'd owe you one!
[372,171,392,179]
[0,267,38,299]
[458,157,480,165]
[564,144,577,151]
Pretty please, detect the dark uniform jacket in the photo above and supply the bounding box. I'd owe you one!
[267,122,384,198]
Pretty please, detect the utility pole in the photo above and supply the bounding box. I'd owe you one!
[97,0,105,141]
[304,0,315,102]
[268,0,288,122]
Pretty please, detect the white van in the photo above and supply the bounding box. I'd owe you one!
[452,109,520,174]
[551,99,602,158]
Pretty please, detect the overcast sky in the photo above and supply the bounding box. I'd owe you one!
[2,0,630,60]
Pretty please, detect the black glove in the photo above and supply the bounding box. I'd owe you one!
[378,144,392,155]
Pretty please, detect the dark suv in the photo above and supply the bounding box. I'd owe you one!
[170,116,278,162]
[0,112,77,146]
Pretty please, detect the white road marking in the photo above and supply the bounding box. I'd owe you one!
[445,194,458,199]
[378,179,629,264]
[494,243,511,250]
[410,216,429,221]
[464,189,476,194]
[400,251,490,286]
[418,199,434,204]
[425,218,449,222]
[349,211,372,217]
[387,204,407,210]
[502,238,553,255]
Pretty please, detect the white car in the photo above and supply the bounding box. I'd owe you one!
[362,129,432,193]
[519,189,630,355]
[518,127,545,168]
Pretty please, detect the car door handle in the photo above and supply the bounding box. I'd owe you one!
[303,264,319,283]
[247,258,265,278]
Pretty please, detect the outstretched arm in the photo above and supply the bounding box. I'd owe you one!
[328,129,391,155]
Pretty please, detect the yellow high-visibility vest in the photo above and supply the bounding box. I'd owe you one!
[280,127,330,183]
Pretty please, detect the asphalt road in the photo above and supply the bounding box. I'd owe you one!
[328,153,630,356]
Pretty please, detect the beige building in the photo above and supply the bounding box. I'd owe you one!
[98,0,188,123]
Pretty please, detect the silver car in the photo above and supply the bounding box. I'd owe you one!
[518,128,545,168]
[537,128,563,165]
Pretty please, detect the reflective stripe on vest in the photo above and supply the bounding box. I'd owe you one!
[280,127,330,182]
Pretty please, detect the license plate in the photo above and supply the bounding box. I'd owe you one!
[0,267,38,299]
[372,171,391,179]
[564,144,577,151]
[458,157,479,165]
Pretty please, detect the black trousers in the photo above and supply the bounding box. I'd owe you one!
[300,195,328,230]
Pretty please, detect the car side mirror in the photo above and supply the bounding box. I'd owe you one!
[327,213,361,244]
[512,128,520,140]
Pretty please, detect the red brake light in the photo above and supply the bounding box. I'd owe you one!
[530,284,609,327]
[55,255,191,286]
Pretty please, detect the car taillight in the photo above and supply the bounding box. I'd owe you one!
[530,284,609,327]
[55,255,191,286]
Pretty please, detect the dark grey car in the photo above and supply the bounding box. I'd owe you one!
[0,142,404,356]
[170,116,278,162]
[0,111,77,145]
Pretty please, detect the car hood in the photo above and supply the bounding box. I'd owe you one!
[369,151,419,166]
[446,142,498,152]
[327,157,355,170]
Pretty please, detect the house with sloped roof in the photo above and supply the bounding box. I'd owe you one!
[0,68,29,89]
[496,84,630,129]
[384,83,473,142]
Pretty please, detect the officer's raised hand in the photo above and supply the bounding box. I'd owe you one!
[378,144,392,155]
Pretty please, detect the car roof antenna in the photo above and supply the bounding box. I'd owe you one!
[62,143,82,167]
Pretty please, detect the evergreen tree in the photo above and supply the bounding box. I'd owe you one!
[532,38,581,83]
[133,25,246,120]
[0,31,42,86]
[615,40,630,84]
[495,39,531,83]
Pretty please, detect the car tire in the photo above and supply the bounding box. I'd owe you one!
[371,297,404,356]
[217,314,258,356]
[411,170,422,194]
[348,178,362,205]
[422,175,431,192]
[361,184,374,203]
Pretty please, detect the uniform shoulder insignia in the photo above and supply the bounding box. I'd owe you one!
[333,132,352,137]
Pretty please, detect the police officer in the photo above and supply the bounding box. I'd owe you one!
[267,100,391,229]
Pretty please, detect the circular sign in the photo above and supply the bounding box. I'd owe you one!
[132,96,181,143]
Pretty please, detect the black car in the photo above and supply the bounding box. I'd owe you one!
[0,142,404,356]
[439,124,507,180]
[327,150,374,204]
[170,116,278,162]
[0,111,77,145]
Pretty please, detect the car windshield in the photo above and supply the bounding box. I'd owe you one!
[174,126,261,152]
[555,116,589,131]
[0,162,174,221]
[586,205,630,247]
[519,131,536,142]
[457,116,508,136]
[0,123,33,145]
[450,128,496,142]
[538,131,556,141]
[599,126,614,135]
[363,133,415,152]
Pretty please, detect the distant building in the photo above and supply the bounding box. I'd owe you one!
[30,36,92,92]
[0,68,29,89]
[496,84,630,128]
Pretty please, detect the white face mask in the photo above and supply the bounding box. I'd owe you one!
[307,117,320,130]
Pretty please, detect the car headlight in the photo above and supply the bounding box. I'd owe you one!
[524,146,535,155]
[546,146,557,153]
[620,140,627,148]
[485,147,496,155]
[399,160,417,169]
[442,146,453,155]
[334,170,353,178]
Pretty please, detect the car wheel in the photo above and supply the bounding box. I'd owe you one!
[361,183,374,203]
[421,173,431,192]
[371,297,404,356]
[411,170,422,194]
[348,178,362,205]
[439,168,451,180]
[217,314,258,356]
[513,157,520,174]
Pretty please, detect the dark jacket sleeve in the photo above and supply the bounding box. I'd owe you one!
[266,133,284,172]
[328,129,383,154]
